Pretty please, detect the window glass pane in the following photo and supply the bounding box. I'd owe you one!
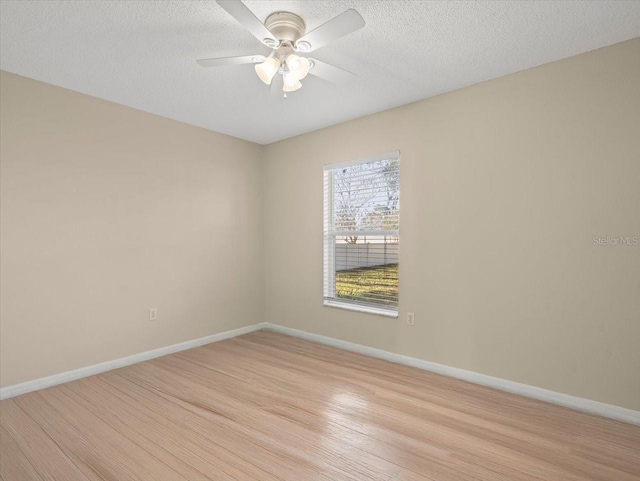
[334,235,398,309]
[332,159,400,233]
[323,154,399,314]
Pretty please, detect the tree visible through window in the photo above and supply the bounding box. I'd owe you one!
[323,153,400,314]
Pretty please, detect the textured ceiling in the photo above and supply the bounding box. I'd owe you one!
[1,1,640,145]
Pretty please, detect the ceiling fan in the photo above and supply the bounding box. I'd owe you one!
[197,0,365,98]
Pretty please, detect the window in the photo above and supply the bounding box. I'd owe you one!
[323,152,400,317]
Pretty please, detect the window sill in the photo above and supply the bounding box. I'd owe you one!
[323,300,398,318]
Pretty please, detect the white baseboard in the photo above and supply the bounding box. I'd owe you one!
[263,323,640,426]
[0,322,267,401]
[3,321,638,426]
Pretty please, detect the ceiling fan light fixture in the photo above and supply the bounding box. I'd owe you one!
[199,2,365,93]
[285,54,310,80]
[283,73,302,92]
[255,57,280,84]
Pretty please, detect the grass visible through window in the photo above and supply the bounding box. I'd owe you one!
[335,264,398,308]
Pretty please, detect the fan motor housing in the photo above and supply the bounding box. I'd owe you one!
[265,12,306,42]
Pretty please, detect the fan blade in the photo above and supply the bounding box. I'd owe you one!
[307,58,356,84]
[216,0,278,47]
[196,55,265,67]
[295,9,364,52]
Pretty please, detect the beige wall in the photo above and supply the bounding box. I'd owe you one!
[263,39,640,411]
[0,71,264,387]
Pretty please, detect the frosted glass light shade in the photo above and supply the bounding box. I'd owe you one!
[283,72,302,92]
[255,57,280,84]
[285,54,310,80]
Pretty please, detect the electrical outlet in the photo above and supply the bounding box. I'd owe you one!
[149,308,158,321]
[406,312,415,326]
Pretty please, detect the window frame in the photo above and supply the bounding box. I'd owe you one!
[323,151,400,318]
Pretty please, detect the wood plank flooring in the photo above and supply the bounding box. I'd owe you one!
[1,330,639,480]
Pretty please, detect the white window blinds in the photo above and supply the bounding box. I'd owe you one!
[323,152,400,315]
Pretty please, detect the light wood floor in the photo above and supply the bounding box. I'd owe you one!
[1,330,639,481]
